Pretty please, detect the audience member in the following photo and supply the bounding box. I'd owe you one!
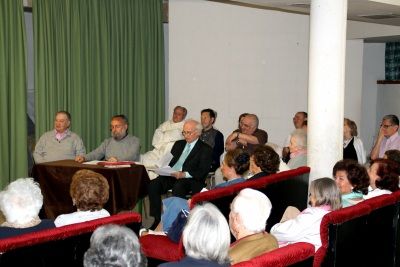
[34,111,85,163]
[229,188,278,264]
[200,108,224,172]
[343,118,366,164]
[55,170,110,227]
[148,119,212,229]
[383,149,400,164]
[84,224,147,267]
[0,178,55,238]
[270,178,341,251]
[333,159,369,207]
[282,112,307,162]
[141,106,187,168]
[287,129,307,169]
[143,149,249,235]
[265,142,290,172]
[247,145,280,180]
[76,115,140,163]
[364,158,400,199]
[159,203,231,267]
[370,114,400,160]
[225,114,268,154]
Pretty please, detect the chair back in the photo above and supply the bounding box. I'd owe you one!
[0,212,141,267]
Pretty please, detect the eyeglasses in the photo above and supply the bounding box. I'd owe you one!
[182,131,194,136]
[381,124,393,129]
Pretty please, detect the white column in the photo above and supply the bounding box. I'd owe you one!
[308,0,348,181]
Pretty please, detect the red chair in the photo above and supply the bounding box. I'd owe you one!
[313,203,371,267]
[140,235,184,263]
[0,212,141,267]
[232,242,315,267]
[140,167,310,264]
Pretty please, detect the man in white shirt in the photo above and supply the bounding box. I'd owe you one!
[141,106,187,167]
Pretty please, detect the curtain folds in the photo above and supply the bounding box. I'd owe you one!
[34,0,165,152]
[0,0,28,188]
[385,42,400,80]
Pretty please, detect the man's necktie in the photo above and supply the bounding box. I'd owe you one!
[172,143,191,171]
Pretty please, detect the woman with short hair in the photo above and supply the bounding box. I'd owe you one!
[270,178,341,251]
[333,159,370,207]
[364,158,400,199]
[343,118,366,164]
[0,178,55,238]
[247,145,280,180]
[287,129,307,169]
[55,169,110,227]
[84,224,147,267]
[159,203,231,267]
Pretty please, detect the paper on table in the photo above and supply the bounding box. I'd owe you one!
[104,165,131,168]
[83,160,103,165]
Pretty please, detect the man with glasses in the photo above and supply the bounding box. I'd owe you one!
[370,114,400,160]
[147,119,212,229]
[225,113,268,154]
[75,114,140,162]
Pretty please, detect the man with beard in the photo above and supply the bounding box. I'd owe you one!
[75,115,140,162]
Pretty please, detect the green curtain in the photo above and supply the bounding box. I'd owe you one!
[385,42,400,80]
[0,0,28,188]
[34,0,165,152]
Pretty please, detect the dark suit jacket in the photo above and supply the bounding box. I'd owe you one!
[169,139,213,182]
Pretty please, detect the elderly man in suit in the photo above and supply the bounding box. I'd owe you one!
[147,119,213,229]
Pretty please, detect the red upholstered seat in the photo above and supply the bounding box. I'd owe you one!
[313,203,371,267]
[140,235,184,262]
[140,167,310,264]
[232,242,315,267]
[0,212,141,266]
[190,167,311,208]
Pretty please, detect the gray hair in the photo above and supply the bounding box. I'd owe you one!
[84,224,147,267]
[184,119,203,135]
[0,178,43,225]
[383,114,399,126]
[231,188,272,232]
[291,129,307,149]
[309,178,342,211]
[183,203,230,264]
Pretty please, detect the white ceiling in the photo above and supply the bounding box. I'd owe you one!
[213,0,400,26]
[210,0,400,42]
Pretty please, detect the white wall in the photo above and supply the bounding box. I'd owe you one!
[169,0,366,149]
[360,43,385,153]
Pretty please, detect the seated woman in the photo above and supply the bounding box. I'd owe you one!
[247,144,280,180]
[159,203,231,267]
[229,188,278,264]
[343,118,366,164]
[332,159,370,207]
[84,224,147,267]
[55,169,110,227]
[287,129,307,169]
[364,158,400,199]
[270,178,341,251]
[146,148,249,234]
[0,178,55,238]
